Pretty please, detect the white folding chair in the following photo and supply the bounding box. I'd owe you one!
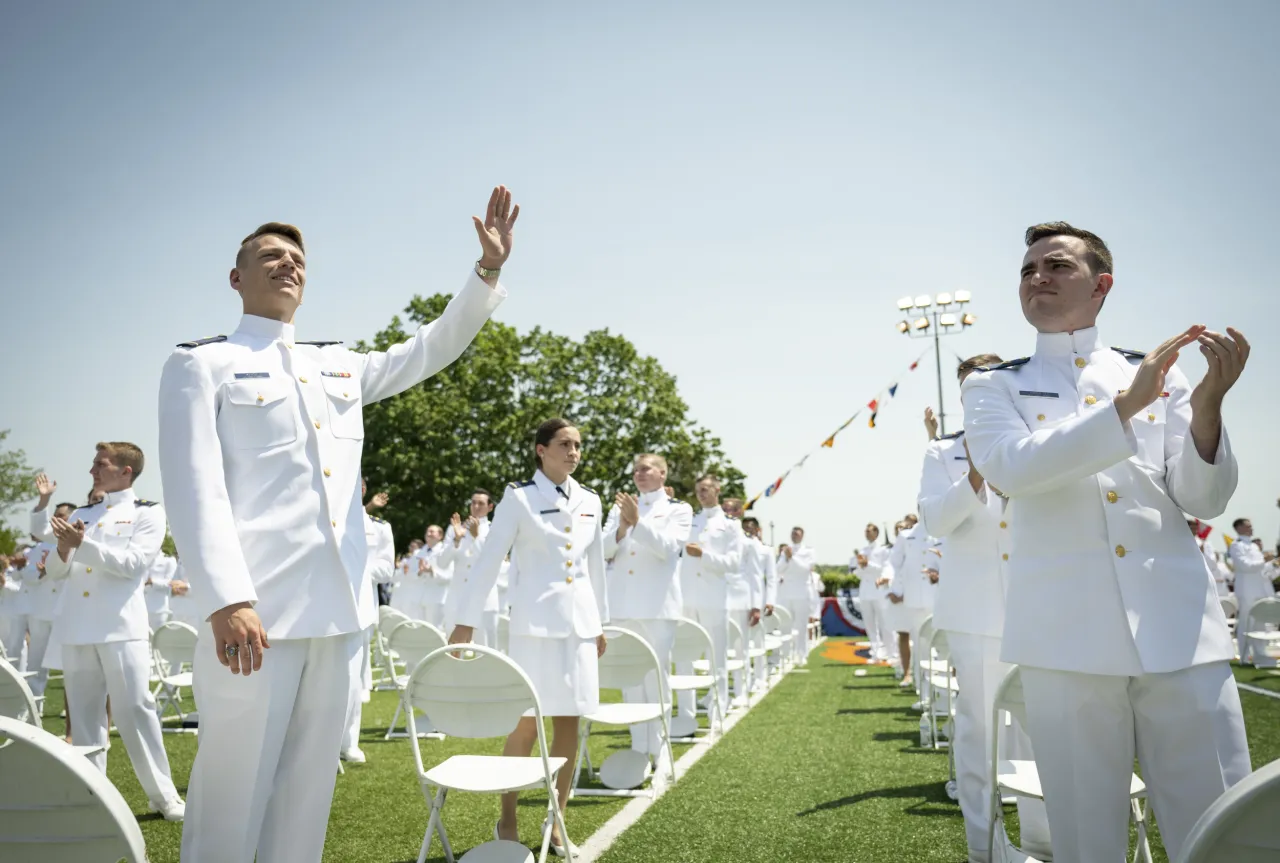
[0,659,103,759]
[375,607,412,690]
[770,605,797,668]
[404,644,569,863]
[1219,594,1238,638]
[570,626,677,798]
[1180,755,1280,862]
[761,609,789,676]
[1241,597,1280,668]
[745,620,768,697]
[151,621,199,731]
[715,618,748,711]
[922,628,957,751]
[987,665,1153,863]
[385,620,447,740]
[668,617,724,740]
[912,614,936,697]
[0,715,147,862]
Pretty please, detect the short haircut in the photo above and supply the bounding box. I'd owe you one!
[1024,221,1113,277]
[534,418,576,469]
[695,473,720,487]
[471,488,493,503]
[54,502,77,515]
[1233,518,1249,531]
[237,222,305,268]
[742,517,760,531]
[96,441,144,481]
[866,522,880,535]
[958,353,1003,376]
[635,453,668,473]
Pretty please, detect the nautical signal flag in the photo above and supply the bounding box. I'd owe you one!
[888,383,898,397]
[868,399,879,412]
[868,412,878,429]
[909,361,919,371]
[822,436,835,448]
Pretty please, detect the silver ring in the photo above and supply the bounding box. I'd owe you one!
[225,644,238,658]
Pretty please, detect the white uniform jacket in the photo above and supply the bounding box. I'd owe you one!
[42,488,165,645]
[441,520,496,618]
[455,472,607,639]
[737,533,768,612]
[775,543,815,602]
[726,522,759,613]
[25,543,61,622]
[157,273,504,637]
[415,541,453,609]
[918,431,1012,638]
[145,554,178,621]
[1228,538,1276,605]
[601,488,691,621]
[961,326,1237,675]
[360,514,395,624]
[885,525,940,609]
[682,507,744,610]
[852,543,892,602]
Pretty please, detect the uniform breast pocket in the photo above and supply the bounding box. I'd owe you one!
[322,379,364,440]
[1015,396,1075,430]
[223,380,298,450]
[1131,398,1167,467]
[103,523,135,547]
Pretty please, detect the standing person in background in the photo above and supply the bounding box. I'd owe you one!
[415,525,451,629]
[160,186,518,863]
[722,497,762,707]
[392,538,426,618]
[1229,517,1277,656]
[852,523,893,664]
[441,490,497,644]
[776,527,816,666]
[449,418,607,856]
[145,551,179,632]
[884,513,938,689]
[741,516,775,690]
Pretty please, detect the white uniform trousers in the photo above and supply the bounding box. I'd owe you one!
[1021,662,1251,863]
[420,602,447,632]
[947,632,1050,861]
[865,598,897,662]
[341,626,374,753]
[149,609,172,634]
[62,640,180,805]
[676,606,728,720]
[612,618,676,759]
[182,629,361,863]
[730,610,755,699]
[1,613,29,671]
[780,597,810,665]
[26,618,54,697]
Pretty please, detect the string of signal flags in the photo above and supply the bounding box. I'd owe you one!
[744,346,933,512]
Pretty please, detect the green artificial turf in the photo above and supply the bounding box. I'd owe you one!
[30,641,1280,862]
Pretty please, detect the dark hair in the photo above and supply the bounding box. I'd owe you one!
[695,473,720,486]
[742,517,760,531]
[1024,221,1113,277]
[1233,518,1249,531]
[865,522,880,535]
[54,502,77,514]
[471,488,494,506]
[792,526,805,535]
[534,418,575,469]
[958,353,1003,377]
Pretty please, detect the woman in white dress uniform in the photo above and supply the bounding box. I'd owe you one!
[449,418,608,855]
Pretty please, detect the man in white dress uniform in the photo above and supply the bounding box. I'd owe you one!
[775,526,816,666]
[677,475,743,721]
[440,490,497,644]
[158,186,519,863]
[920,356,1052,863]
[1228,517,1277,657]
[391,538,427,619]
[884,514,939,687]
[961,221,1252,863]
[851,524,894,663]
[741,516,776,689]
[414,525,451,628]
[145,552,179,632]
[602,453,692,771]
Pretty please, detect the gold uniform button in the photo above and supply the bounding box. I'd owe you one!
[331,520,337,527]
[563,527,572,534]
[1115,545,1126,558]
[1084,395,1097,406]
[83,591,90,597]
[1147,413,1156,422]
[628,570,635,575]
[565,543,573,551]
[1037,414,1046,421]
[565,561,572,569]
[299,377,308,383]
[565,576,574,584]
[1106,491,1119,503]
[256,394,264,403]
[343,392,349,398]
[1075,357,1087,368]
[999,521,1007,529]
[1001,553,1009,561]
[314,421,321,429]
[323,468,331,477]
[85,567,92,573]
[97,522,103,528]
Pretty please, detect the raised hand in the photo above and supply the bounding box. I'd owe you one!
[450,513,464,546]
[924,407,939,440]
[35,473,57,504]
[1114,325,1205,422]
[368,491,389,510]
[171,580,189,596]
[465,516,480,538]
[685,542,704,558]
[473,185,520,271]
[616,492,640,527]
[1190,328,1249,416]
[51,517,86,551]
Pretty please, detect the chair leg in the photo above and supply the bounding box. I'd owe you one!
[569,723,590,794]
[1130,797,1153,863]
[385,697,404,740]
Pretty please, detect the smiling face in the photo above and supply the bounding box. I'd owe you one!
[1019,235,1113,333]
[468,493,493,520]
[865,523,879,543]
[232,230,307,322]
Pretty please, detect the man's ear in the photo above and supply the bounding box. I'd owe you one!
[1094,272,1114,300]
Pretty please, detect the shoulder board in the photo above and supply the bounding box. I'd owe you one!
[978,357,1030,372]
[938,430,965,440]
[507,479,536,489]
[296,340,343,347]
[177,335,227,348]
[369,515,386,524]
[134,499,159,507]
[1112,347,1146,360]
[578,485,598,496]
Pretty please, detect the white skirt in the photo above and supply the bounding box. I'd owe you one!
[509,633,599,717]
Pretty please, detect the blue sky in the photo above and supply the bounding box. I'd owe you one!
[3,1,1277,560]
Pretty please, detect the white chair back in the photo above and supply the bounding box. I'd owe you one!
[916,614,935,648]
[1219,595,1239,620]
[1244,597,1280,630]
[0,716,147,862]
[387,621,447,677]
[407,644,542,740]
[599,626,665,697]
[772,604,793,631]
[992,664,1028,726]
[379,606,411,635]
[672,617,715,664]
[727,617,744,646]
[0,660,40,728]
[1180,756,1280,862]
[152,621,199,668]
[930,628,951,662]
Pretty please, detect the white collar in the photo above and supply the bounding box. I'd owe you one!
[236,314,296,346]
[100,487,137,510]
[534,470,574,504]
[639,488,666,505]
[700,505,723,519]
[1035,325,1101,358]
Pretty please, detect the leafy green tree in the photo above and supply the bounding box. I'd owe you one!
[0,430,35,555]
[357,294,744,551]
